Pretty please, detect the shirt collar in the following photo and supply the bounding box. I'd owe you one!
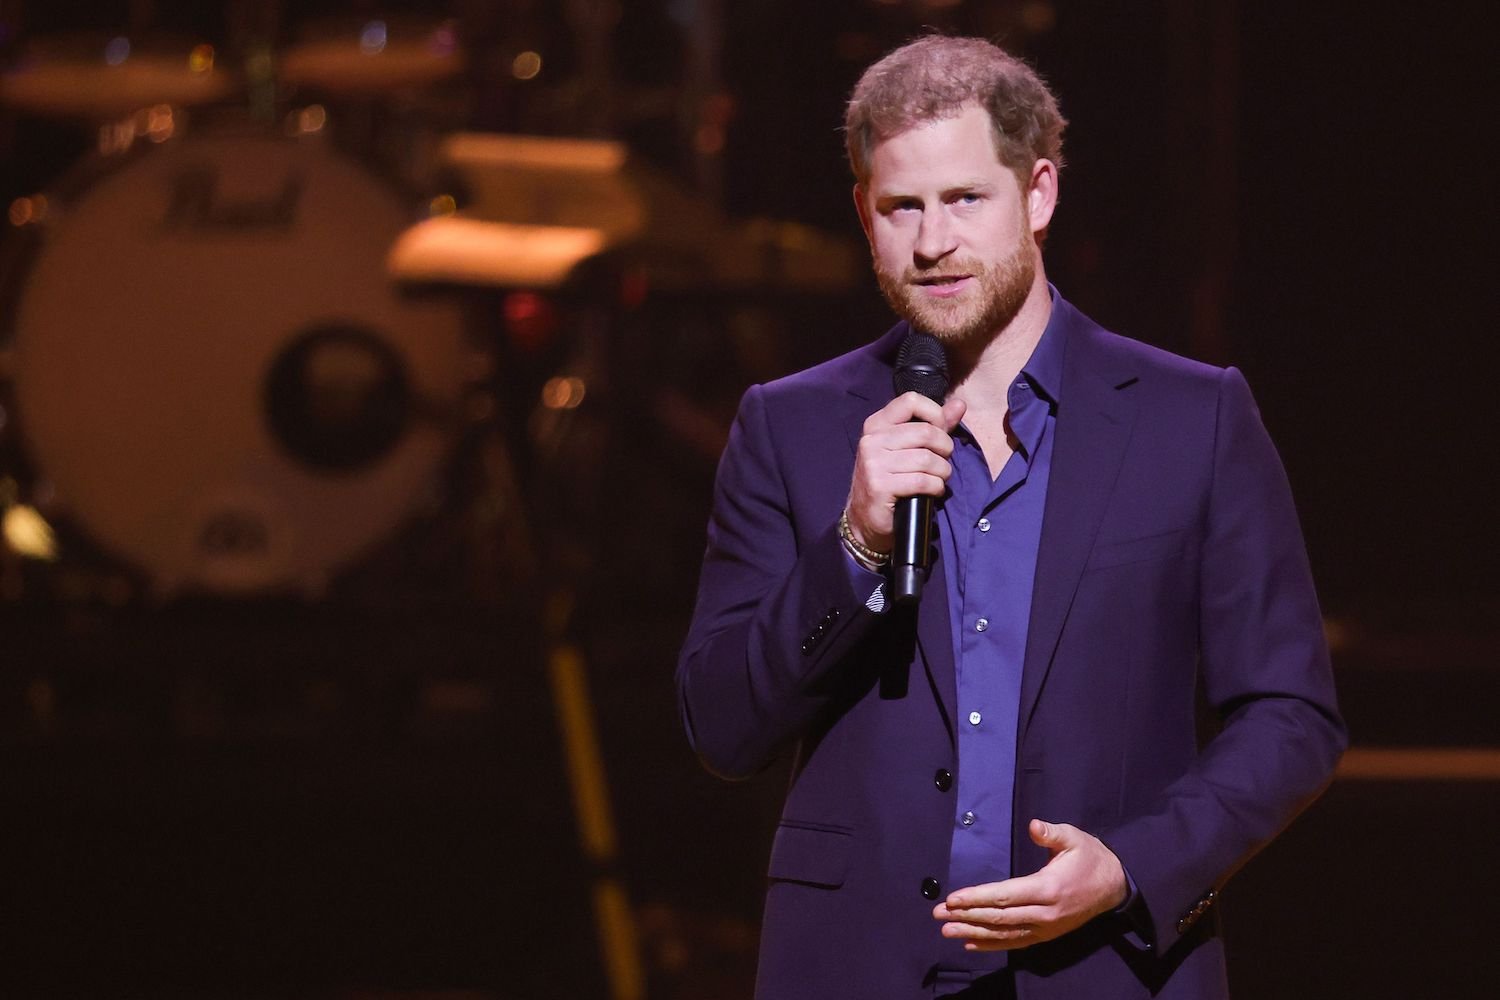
[1018,284,1067,407]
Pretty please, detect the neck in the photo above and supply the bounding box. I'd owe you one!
[945,272,1052,415]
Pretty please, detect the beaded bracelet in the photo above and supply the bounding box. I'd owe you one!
[839,508,891,570]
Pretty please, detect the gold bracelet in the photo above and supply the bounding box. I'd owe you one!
[839,508,891,567]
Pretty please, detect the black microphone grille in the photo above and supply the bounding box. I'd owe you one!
[893,329,949,402]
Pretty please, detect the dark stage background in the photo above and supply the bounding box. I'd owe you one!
[1,2,1493,998]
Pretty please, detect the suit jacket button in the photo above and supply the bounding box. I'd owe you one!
[921,878,941,900]
[934,768,953,791]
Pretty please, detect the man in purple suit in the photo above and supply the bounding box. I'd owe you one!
[677,35,1344,999]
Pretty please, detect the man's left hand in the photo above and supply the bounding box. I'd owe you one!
[933,818,1129,951]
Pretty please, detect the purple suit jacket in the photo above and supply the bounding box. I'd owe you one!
[677,298,1346,999]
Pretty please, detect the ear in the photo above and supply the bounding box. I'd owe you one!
[853,183,874,246]
[1025,158,1059,235]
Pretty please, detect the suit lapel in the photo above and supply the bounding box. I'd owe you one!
[841,322,906,451]
[840,323,959,741]
[1018,312,1140,738]
[916,558,957,739]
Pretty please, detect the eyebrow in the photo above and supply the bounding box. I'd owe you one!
[873,180,996,207]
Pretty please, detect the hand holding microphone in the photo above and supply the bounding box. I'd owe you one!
[844,330,962,603]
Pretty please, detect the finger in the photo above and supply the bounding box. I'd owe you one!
[855,447,951,484]
[947,872,1052,910]
[934,905,1052,929]
[866,392,947,431]
[941,921,1035,950]
[866,421,957,457]
[942,918,1038,939]
[883,472,950,498]
[874,447,952,480]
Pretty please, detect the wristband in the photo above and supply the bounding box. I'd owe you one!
[839,508,891,570]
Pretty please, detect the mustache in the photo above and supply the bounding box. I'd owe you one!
[900,259,987,283]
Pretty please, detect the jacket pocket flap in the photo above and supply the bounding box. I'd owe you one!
[767,822,852,888]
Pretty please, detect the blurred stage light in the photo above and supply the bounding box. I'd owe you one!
[429,21,459,57]
[541,376,587,411]
[512,51,542,81]
[188,44,215,74]
[285,104,327,136]
[3,504,58,561]
[360,21,389,56]
[504,290,559,352]
[144,104,175,142]
[9,196,47,226]
[104,37,131,67]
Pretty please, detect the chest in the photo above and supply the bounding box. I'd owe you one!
[958,410,1018,482]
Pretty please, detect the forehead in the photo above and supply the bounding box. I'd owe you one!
[866,103,1009,191]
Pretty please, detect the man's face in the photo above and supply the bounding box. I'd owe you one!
[857,103,1044,345]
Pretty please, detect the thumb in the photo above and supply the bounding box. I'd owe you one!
[940,396,967,431]
[1029,818,1076,852]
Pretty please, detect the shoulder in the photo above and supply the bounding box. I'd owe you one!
[1059,298,1242,405]
[743,323,901,415]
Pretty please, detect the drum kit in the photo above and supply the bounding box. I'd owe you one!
[0,4,863,606]
[0,6,528,602]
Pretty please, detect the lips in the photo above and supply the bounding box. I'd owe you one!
[913,274,971,286]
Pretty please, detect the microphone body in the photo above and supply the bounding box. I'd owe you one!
[890,329,950,604]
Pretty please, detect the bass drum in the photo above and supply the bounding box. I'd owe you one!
[4,125,474,597]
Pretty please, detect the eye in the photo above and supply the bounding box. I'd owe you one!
[953,192,982,206]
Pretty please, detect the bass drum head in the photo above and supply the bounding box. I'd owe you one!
[9,129,472,597]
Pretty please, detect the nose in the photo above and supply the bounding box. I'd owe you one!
[913,207,957,265]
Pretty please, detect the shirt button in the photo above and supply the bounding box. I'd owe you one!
[977,517,991,533]
[961,811,976,827]
[934,768,953,791]
[921,877,941,900]
[975,617,989,632]
[968,711,982,726]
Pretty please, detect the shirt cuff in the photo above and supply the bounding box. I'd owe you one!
[1113,866,1155,952]
[839,545,889,614]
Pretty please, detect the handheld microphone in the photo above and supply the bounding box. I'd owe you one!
[890,329,950,603]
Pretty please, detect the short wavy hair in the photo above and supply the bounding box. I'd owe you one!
[844,35,1066,191]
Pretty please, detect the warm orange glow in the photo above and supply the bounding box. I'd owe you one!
[98,119,134,155]
[512,51,542,80]
[388,218,608,288]
[1338,748,1500,781]
[144,104,175,143]
[3,504,58,561]
[286,104,328,135]
[441,133,628,173]
[188,44,215,74]
[541,376,587,410]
